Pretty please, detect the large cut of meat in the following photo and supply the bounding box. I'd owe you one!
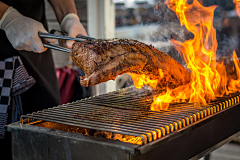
[71,39,191,88]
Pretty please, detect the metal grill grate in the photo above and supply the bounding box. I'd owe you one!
[21,86,240,145]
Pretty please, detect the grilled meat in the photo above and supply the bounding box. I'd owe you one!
[71,39,191,88]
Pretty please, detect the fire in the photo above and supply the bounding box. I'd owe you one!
[151,89,175,111]
[234,0,240,17]
[166,0,221,103]
[128,0,240,111]
[113,134,143,145]
[127,69,163,89]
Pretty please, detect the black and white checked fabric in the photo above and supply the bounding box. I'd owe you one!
[12,57,35,96]
[0,57,14,113]
[0,56,35,139]
[11,57,36,123]
[0,57,14,139]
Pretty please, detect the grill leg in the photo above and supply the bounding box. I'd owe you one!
[204,154,211,160]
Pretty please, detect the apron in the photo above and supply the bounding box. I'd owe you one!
[0,1,60,159]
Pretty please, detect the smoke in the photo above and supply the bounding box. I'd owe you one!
[148,1,189,64]
[154,0,179,23]
[216,29,239,57]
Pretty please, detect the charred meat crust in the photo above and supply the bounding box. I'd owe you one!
[71,39,191,88]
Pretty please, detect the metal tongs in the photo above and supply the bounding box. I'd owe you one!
[39,29,97,53]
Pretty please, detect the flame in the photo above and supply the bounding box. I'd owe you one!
[127,0,240,112]
[127,69,163,89]
[113,134,143,145]
[234,0,240,17]
[166,0,221,103]
[151,89,175,111]
[216,61,229,96]
[121,0,240,145]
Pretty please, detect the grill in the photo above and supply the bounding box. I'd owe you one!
[7,86,240,160]
[21,86,240,145]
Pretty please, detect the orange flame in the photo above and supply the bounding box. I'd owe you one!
[122,0,240,145]
[166,0,220,103]
[150,0,222,109]
[127,69,164,89]
[234,0,240,17]
[151,89,175,111]
[127,0,240,111]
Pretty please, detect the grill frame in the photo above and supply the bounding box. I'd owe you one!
[7,100,240,160]
[6,86,240,160]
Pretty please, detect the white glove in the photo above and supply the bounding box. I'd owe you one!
[0,7,55,53]
[60,13,87,48]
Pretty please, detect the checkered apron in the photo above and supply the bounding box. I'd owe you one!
[0,56,35,139]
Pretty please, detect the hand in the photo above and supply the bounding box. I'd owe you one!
[0,7,55,53]
[60,13,87,48]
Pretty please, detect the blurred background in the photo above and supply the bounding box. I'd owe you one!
[45,0,240,159]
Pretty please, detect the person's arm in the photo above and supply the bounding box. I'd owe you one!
[0,1,9,19]
[48,0,87,48]
[47,0,77,23]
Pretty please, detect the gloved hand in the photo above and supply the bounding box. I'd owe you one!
[0,7,55,53]
[60,13,87,48]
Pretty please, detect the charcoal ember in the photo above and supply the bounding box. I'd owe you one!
[113,133,123,141]
[94,130,113,139]
[113,133,140,144]
[36,122,87,134]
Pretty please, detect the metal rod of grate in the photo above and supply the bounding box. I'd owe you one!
[21,86,240,145]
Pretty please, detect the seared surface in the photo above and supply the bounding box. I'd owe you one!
[71,39,191,88]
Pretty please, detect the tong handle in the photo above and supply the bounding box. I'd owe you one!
[39,30,97,53]
[50,29,97,41]
[43,43,71,53]
[76,34,97,41]
[39,32,84,42]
